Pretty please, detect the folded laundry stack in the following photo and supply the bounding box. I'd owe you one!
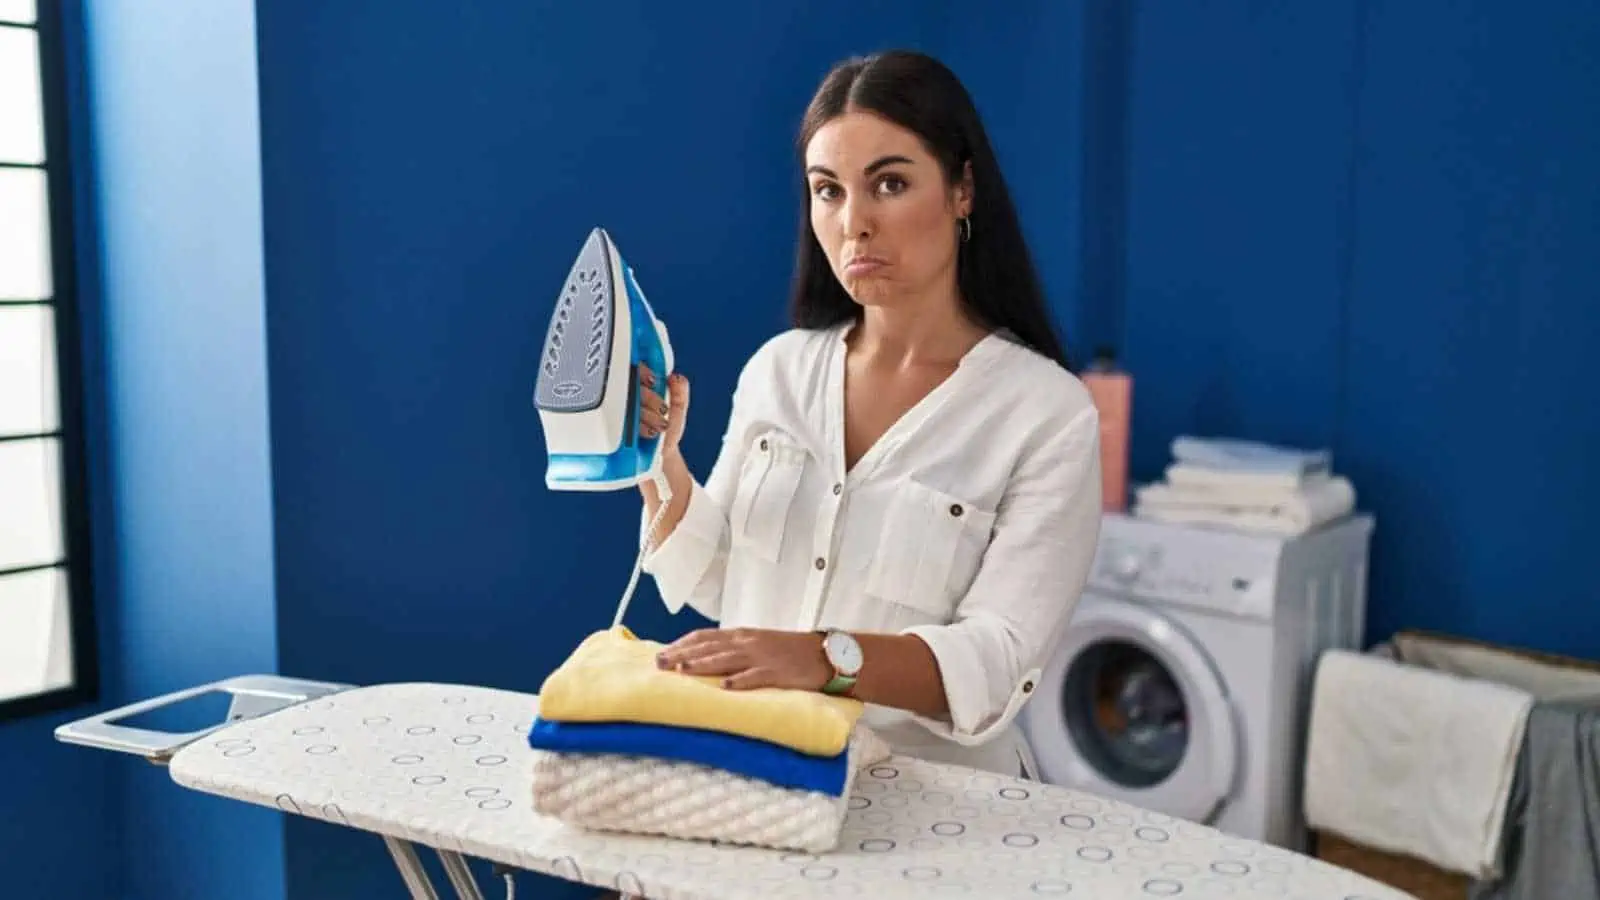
[1132,436,1357,536]
[527,626,890,853]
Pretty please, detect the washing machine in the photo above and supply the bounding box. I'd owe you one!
[1020,512,1374,852]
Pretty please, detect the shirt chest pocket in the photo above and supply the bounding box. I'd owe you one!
[728,431,807,563]
[866,479,997,619]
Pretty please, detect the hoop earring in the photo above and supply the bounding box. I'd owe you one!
[959,216,972,243]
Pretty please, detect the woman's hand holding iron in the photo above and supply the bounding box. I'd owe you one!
[637,365,693,541]
[655,627,833,692]
[636,364,686,446]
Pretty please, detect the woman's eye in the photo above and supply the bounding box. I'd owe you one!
[877,174,908,195]
[813,182,841,201]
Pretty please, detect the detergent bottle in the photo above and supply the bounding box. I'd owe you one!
[1081,346,1132,513]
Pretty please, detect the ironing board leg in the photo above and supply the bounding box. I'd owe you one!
[383,835,442,900]
[437,849,487,900]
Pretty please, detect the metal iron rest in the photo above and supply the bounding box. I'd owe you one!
[54,674,505,900]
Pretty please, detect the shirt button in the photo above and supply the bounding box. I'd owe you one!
[814,557,827,570]
[949,503,964,517]
[759,439,769,451]
[832,483,842,496]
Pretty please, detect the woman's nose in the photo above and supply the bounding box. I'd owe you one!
[840,198,873,238]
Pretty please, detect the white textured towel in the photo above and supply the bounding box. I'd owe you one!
[530,725,891,853]
[1134,473,1356,536]
[1303,649,1534,878]
[1165,462,1327,492]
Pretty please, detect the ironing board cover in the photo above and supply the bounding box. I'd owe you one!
[168,683,1412,900]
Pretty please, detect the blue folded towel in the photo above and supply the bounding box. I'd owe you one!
[527,716,850,796]
[1171,436,1331,476]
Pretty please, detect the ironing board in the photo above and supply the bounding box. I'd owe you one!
[57,677,1415,899]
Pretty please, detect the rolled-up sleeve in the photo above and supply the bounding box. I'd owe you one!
[641,478,730,618]
[901,404,1103,745]
[639,361,763,621]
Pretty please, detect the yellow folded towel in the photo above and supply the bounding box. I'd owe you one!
[536,627,863,757]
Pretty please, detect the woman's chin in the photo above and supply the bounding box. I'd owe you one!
[843,277,900,308]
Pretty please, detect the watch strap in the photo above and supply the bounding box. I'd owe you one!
[821,672,857,695]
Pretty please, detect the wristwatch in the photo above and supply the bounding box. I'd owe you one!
[818,629,863,695]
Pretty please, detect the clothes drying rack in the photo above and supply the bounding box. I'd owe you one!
[55,674,1417,899]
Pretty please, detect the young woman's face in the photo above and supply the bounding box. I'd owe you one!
[804,110,971,310]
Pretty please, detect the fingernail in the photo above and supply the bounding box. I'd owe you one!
[721,678,733,688]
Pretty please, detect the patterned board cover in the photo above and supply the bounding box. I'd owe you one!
[167,682,1415,900]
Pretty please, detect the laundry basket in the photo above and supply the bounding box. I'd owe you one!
[1306,629,1600,900]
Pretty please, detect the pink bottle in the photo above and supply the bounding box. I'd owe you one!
[1081,346,1132,512]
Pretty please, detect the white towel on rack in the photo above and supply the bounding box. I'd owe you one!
[1133,474,1356,535]
[1303,649,1534,879]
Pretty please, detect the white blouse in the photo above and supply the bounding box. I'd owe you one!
[641,323,1103,776]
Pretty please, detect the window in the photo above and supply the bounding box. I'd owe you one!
[1,0,98,721]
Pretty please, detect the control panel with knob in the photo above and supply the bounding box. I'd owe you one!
[1086,517,1284,620]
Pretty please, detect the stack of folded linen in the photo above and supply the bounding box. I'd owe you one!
[527,626,889,853]
[1132,436,1357,536]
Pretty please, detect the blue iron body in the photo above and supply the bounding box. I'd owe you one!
[534,227,675,492]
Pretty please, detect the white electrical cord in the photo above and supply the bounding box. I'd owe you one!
[611,468,673,630]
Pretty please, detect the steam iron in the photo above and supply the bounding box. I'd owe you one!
[534,227,674,492]
[534,227,677,630]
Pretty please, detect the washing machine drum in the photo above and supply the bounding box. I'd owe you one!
[1021,596,1239,824]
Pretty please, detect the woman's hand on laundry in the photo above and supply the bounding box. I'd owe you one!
[655,627,832,692]
[637,365,689,448]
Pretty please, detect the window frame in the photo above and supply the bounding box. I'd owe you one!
[0,1,101,723]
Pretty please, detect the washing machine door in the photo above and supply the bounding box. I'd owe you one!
[1022,595,1239,824]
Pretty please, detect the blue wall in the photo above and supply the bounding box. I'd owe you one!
[1343,2,1600,655]
[252,1,1086,896]
[0,707,116,900]
[1120,1,1600,658]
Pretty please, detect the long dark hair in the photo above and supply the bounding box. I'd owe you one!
[788,50,1071,370]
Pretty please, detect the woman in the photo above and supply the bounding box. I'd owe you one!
[634,50,1102,778]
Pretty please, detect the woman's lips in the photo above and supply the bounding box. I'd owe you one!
[844,256,888,277]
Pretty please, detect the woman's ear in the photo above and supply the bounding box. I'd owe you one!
[957,160,975,217]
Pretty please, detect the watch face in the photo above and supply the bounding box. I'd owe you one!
[824,631,863,676]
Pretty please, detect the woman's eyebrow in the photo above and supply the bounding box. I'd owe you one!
[805,155,916,179]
